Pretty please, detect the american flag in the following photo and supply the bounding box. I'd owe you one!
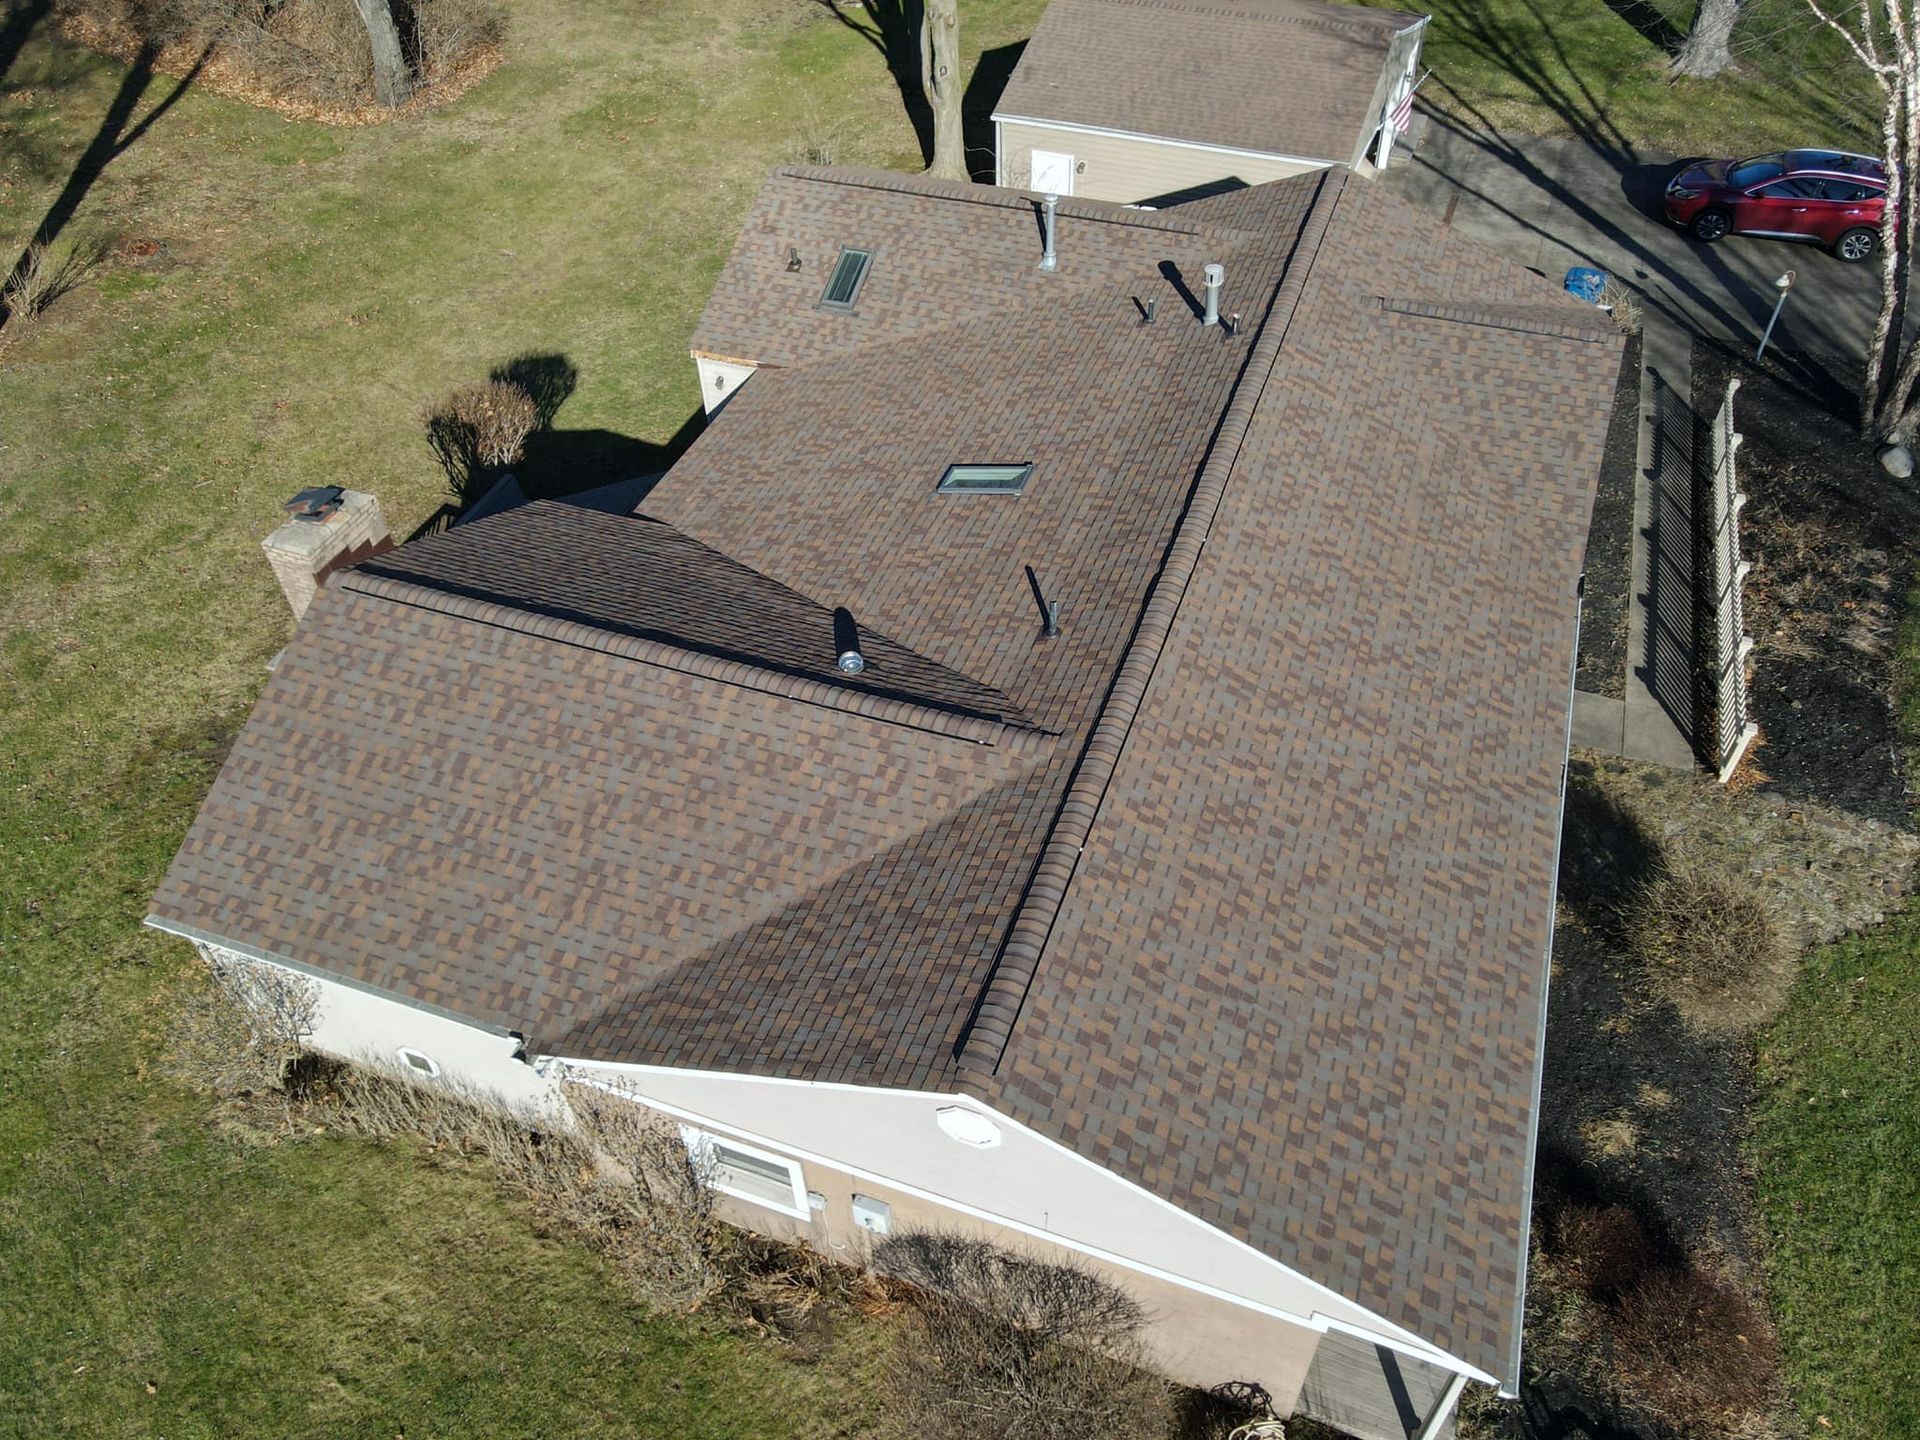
[1389,89,1416,133]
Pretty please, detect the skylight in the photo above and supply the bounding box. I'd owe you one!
[818,247,874,311]
[937,463,1033,495]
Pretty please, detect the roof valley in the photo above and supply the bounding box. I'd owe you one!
[953,166,1350,1079]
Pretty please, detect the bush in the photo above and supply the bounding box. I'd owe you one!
[310,1069,725,1312]
[1609,1265,1781,1431]
[166,957,319,1116]
[2,238,104,327]
[56,0,503,112]
[873,1231,1172,1440]
[421,377,538,501]
[1621,851,1794,1034]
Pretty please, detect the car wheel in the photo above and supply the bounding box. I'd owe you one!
[1690,208,1731,243]
[1835,227,1878,263]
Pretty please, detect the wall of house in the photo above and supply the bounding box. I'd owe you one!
[996,119,1326,206]
[181,935,563,1118]
[562,1061,1484,1400]
[693,355,756,416]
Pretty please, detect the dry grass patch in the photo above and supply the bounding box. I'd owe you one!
[1622,850,1795,1035]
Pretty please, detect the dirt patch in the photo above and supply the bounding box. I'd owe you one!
[1695,342,1920,827]
[1578,332,1640,699]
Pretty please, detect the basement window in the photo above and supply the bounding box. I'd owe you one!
[395,1047,440,1078]
[937,463,1033,494]
[818,247,875,311]
[680,1125,810,1220]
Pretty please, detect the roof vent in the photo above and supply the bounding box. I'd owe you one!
[833,607,865,674]
[1202,263,1224,326]
[1039,193,1059,273]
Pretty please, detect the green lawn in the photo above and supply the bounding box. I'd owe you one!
[1752,911,1920,1440]
[1369,0,1878,156]
[0,0,1897,1432]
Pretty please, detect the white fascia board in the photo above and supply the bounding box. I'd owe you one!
[144,916,521,1038]
[988,113,1337,171]
[555,1058,1493,1385]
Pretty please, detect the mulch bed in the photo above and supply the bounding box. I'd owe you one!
[1696,341,1920,827]
[1576,332,1640,699]
[57,16,501,127]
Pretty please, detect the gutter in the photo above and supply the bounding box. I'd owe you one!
[954,167,1350,1077]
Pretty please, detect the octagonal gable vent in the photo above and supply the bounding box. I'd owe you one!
[935,1105,1002,1149]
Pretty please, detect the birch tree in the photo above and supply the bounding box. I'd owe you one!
[1804,0,1920,440]
[1671,0,1747,77]
[922,0,965,180]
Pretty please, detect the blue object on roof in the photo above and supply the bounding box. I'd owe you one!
[1564,266,1608,304]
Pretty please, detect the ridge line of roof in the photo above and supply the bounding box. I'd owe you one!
[770,165,1245,237]
[1065,0,1419,38]
[336,570,1059,753]
[953,166,1351,1078]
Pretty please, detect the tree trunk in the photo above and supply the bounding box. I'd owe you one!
[353,0,414,108]
[1670,0,1743,78]
[921,0,965,181]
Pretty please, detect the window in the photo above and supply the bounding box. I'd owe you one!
[395,1047,440,1077]
[937,463,1033,494]
[818,247,874,311]
[1754,178,1825,199]
[680,1125,810,1219]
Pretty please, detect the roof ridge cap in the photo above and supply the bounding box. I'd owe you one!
[338,569,1055,752]
[955,166,1351,1079]
[770,164,1238,237]
[1070,0,1414,37]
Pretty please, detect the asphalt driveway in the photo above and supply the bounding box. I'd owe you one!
[1381,114,1883,373]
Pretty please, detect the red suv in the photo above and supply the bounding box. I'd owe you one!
[1665,150,1886,262]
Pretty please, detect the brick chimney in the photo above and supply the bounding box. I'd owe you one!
[262,487,393,623]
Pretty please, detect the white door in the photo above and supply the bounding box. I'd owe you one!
[1030,148,1075,196]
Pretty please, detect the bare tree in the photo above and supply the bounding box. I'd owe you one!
[352,0,415,107]
[1670,0,1747,77]
[922,0,965,180]
[1803,0,1920,441]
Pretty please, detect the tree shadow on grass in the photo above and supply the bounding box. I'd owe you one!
[1,38,210,324]
[0,0,53,91]
[812,0,932,167]
[962,40,1023,183]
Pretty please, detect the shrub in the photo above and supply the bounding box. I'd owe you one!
[55,0,503,112]
[311,1069,725,1312]
[873,1231,1172,1440]
[2,238,104,326]
[166,957,319,1127]
[1609,1265,1781,1431]
[421,378,538,501]
[1552,1203,1661,1303]
[1621,851,1794,1034]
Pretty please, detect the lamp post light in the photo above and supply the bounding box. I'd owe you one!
[1755,270,1797,362]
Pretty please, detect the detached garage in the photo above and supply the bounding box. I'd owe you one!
[993,0,1428,205]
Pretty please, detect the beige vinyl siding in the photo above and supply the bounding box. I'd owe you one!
[998,119,1325,205]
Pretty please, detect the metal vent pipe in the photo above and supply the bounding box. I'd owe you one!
[1039,193,1059,273]
[1202,263,1224,325]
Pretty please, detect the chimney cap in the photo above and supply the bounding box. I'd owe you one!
[283,485,346,522]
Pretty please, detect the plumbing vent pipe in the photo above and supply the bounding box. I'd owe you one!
[1039,193,1059,273]
[1202,263,1224,325]
[833,607,865,674]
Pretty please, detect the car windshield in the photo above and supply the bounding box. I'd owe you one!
[1728,154,1786,187]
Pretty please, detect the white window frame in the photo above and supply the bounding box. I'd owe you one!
[395,1046,440,1078]
[679,1124,810,1220]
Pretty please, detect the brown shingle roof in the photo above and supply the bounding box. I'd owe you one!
[689,164,1271,369]
[994,0,1424,163]
[967,178,1621,1379]
[153,164,1621,1384]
